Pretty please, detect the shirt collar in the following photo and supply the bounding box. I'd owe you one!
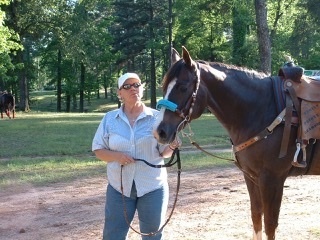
[115,103,153,120]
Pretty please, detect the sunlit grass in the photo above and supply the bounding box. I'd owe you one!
[0,152,235,189]
[0,156,106,188]
[0,91,233,188]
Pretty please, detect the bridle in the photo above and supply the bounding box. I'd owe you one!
[156,62,201,124]
[120,148,181,236]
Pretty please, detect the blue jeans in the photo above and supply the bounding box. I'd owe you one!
[103,182,169,240]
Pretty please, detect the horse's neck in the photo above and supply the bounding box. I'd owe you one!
[200,65,276,143]
[202,65,268,111]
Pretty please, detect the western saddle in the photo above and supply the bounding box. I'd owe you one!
[279,66,320,168]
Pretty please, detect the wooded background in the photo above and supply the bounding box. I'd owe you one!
[0,0,319,112]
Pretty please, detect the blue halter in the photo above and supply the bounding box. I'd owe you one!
[156,99,177,112]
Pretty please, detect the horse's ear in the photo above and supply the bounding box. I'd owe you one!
[171,48,180,65]
[182,46,195,69]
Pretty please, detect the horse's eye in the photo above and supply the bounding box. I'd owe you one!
[178,85,188,93]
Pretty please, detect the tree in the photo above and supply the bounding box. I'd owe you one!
[0,0,22,91]
[173,0,233,62]
[288,0,320,69]
[69,0,114,112]
[254,0,271,74]
[1,0,320,113]
[111,0,169,108]
[3,0,73,111]
[232,1,252,66]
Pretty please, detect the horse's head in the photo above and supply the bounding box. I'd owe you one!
[153,47,207,144]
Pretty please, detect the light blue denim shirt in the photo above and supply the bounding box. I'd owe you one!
[92,104,167,197]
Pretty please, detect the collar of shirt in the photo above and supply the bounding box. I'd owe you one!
[116,103,154,122]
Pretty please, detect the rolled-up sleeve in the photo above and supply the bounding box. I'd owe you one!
[92,115,109,151]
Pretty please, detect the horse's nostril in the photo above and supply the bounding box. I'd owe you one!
[158,129,167,140]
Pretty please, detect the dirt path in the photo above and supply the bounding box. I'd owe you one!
[0,166,319,240]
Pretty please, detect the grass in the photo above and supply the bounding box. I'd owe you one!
[0,112,104,158]
[0,156,105,188]
[0,152,235,189]
[188,113,230,148]
[0,90,233,189]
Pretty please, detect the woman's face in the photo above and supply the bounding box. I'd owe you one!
[118,78,144,103]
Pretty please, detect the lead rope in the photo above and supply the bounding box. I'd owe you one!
[120,148,181,236]
[179,121,261,184]
[179,120,235,162]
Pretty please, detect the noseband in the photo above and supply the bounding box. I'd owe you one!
[157,63,201,123]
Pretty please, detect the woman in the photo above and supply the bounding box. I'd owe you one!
[92,72,180,240]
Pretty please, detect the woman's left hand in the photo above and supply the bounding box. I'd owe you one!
[169,136,182,150]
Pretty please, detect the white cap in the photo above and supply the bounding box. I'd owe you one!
[118,73,141,89]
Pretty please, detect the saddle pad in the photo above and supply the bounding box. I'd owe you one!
[271,76,286,114]
[301,100,320,140]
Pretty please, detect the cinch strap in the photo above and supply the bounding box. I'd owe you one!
[156,99,178,112]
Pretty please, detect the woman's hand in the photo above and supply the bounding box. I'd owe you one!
[118,152,135,165]
[93,149,135,165]
[169,136,182,150]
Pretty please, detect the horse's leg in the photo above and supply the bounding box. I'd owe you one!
[259,170,286,240]
[244,175,263,240]
[5,109,11,119]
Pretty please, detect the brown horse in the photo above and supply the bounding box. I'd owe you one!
[153,47,320,240]
[0,92,15,119]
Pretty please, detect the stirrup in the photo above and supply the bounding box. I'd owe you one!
[291,160,307,168]
[291,142,307,168]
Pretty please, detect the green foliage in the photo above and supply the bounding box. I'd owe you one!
[287,4,320,69]
[1,0,320,109]
[232,1,254,66]
[0,1,21,54]
[0,0,22,85]
[173,0,233,62]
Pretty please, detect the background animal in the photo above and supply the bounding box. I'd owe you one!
[0,91,15,119]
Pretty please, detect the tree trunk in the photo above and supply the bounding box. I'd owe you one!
[57,49,62,112]
[79,61,85,112]
[168,0,173,67]
[72,94,77,111]
[103,73,107,99]
[150,48,156,109]
[149,0,156,109]
[17,51,30,112]
[66,91,71,112]
[254,0,271,74]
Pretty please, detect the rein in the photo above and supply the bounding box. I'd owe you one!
[120,148,181,236]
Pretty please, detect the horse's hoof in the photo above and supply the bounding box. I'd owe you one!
[291,161,307,168]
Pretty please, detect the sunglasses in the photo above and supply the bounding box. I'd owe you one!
[121,82,142,90]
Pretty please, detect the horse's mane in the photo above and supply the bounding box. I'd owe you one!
[162,59,268,93]
[198,60,268,79]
